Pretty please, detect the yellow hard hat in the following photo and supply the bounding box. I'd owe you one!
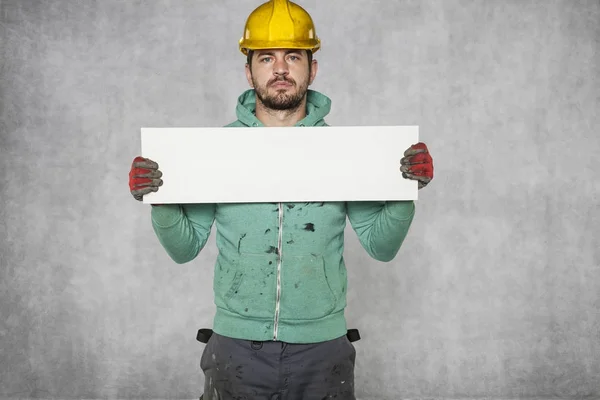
[239,0,321,56]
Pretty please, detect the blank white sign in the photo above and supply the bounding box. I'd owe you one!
[140,126,419,204]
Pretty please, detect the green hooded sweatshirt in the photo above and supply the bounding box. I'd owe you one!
[150,89,416,344]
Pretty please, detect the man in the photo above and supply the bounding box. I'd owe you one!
[128,0,434,398]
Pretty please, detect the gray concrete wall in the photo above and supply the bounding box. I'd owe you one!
[1,0,598,399]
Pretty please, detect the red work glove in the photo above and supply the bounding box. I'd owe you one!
[400,142,434,190]
[129,156,163,201]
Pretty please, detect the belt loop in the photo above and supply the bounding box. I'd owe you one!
[196,328,213,344]
[346,329,361,342]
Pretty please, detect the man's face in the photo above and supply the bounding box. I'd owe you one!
[245,49,318,111]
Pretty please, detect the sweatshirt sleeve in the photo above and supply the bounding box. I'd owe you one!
[150,203,216,264]
[346,200,416,262]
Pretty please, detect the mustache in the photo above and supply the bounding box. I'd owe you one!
[269,76,295,86]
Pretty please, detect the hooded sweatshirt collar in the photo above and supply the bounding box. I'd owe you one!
[234,89,331,127]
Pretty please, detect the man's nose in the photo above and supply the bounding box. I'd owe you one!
[273,58,289,75]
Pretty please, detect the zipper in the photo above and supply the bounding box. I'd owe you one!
[273,202,283,340]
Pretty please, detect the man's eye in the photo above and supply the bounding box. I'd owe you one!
[289,56,299,61]
[261,57,272,62]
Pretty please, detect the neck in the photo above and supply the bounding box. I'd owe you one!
[255,96,308,127]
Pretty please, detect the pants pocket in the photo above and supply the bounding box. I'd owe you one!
[199,334,214,372]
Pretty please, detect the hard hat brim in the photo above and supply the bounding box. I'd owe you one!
[239,39,321,56]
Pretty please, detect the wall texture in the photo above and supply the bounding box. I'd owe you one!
[1,0,598,399]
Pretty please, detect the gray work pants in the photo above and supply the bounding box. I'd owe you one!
[200,332,356,400]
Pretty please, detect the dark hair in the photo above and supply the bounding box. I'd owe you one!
[246,49,313,71]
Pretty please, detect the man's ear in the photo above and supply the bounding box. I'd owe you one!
[245,63,254,88]
[308,59,318,86]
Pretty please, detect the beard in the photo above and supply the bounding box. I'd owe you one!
[252,75,309,111]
